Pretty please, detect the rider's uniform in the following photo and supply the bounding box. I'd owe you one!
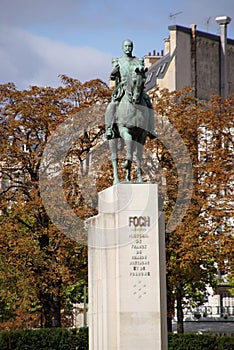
[105,56,156,140]
[110,56,144,102]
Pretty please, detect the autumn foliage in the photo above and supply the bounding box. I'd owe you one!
[0,78,110,329]
[0,78,233,333]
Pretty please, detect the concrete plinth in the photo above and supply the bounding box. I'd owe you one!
[87,184,167,350]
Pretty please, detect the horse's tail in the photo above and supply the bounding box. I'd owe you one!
[118,138,124,151]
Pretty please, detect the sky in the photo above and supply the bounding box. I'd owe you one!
[1,0,234,90]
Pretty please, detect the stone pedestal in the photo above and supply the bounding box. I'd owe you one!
[87,184,167,350]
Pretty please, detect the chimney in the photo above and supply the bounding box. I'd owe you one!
[190,24,197,35]
[215,16,232,99]
[164,38,170,55]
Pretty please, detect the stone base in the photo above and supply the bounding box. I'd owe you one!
[87,184,167,350]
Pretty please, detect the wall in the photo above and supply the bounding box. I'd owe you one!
[196,32,220,99]
[147,24,234,100]
[158,56,176,90]
[175,28,192,90]
[227,40,234,94]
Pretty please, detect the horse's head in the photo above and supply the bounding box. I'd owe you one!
[126,66,148,104]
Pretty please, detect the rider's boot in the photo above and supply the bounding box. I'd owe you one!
[148,130,157,140]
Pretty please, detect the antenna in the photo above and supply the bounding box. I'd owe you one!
[169,11,183,24]
[206,16,212,32]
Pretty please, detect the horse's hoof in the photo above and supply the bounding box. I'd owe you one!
[106,132,114,140]
[123,160,131,169]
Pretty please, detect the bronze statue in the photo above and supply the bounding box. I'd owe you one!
[105,39,157,184]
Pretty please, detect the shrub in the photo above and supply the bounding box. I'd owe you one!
[1,328,234,350]
[168,333,234,350]
[168,333,217,350]
[216,336,234,350]
[0,327,88,350]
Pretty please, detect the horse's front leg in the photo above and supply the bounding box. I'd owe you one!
[136,136,146,183]
[119,126,133,182]
[109,139,119,184]
[124,139,133,182]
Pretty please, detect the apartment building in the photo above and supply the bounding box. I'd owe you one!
[145,16,234,100]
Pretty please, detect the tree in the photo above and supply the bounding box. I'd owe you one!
[0,78,110,329]
[146,87,234,333]
[1,79,233,334]
[60,85,234,333]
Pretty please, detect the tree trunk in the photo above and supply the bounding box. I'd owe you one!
[176,288,184,334]
[167,317,173,333]
[166,275,175,333]
[38,222,62,328]
[51,293,61,328]
[40,292,61,328]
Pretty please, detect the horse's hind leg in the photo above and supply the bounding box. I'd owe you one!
[112,158,119,184]
[125,159,132,182]
[109,139,119,184]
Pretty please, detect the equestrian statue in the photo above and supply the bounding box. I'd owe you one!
[105,39,157,184]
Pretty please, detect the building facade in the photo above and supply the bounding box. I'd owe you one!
[145,17,234,100]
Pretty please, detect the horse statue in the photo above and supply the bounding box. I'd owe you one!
[106,65,156,184]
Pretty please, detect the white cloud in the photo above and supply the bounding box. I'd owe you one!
[0,26,112,89]
[1,0,234,90]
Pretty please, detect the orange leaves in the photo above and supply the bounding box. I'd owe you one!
[149,87,234,314]
[0,78,111,329]
[0,78,233,328]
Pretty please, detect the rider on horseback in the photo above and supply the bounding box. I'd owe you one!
[105,39,157,140]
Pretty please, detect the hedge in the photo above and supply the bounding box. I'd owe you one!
[0,327,88,350]
[168,333,234,350]
[1,328,234,350]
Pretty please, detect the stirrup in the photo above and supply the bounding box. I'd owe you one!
[106,128,114,140]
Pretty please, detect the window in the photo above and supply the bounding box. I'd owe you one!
[155,67,161,77]
[160,63,167,74]
[145,72,153,84]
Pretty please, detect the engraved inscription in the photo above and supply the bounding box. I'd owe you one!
[129,216,150,227]
[128,216,151,283]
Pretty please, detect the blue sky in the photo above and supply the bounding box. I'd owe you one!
[1,0,233,89]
